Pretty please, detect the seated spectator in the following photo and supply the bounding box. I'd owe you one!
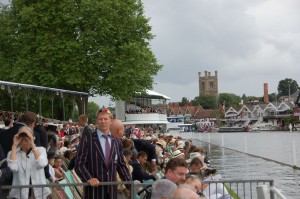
[47,151,57,183]
[63,150,74,166]
[130,151,156,183]
[7,126,51,198]
[60,140,71,154]
[164,157,188,186]
[151,179,177,199]
[123,149,133,174]
[53,156,65,181]
[169,185,199,199]
[186,172,229,199]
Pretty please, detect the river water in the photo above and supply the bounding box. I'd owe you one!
[171,131,300,199]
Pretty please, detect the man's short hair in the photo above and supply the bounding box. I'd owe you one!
[165,157,187,173]
[151,179,177,199]
[4,118,12,127]
[190,157,203,167]
[137,151,147,158]
[18,111,37,125]
[78,114,88,123]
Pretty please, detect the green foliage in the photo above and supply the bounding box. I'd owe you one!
[277,78,299,97]
[191,94,217,109]
[0,0,162,118]
[87,101,100,124]
[218,93,241,107]
[179,97,189,107]
[268,93,276,102]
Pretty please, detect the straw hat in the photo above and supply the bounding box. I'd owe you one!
[186,152,202,164]
[156,140,166,148]
[144,136,152,141]
[177,140,184,146]
[168,139,176,146]
[171,150,184,159]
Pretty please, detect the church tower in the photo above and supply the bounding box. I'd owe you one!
[198,71,218,96]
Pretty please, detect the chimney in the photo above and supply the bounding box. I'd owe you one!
[263,83,269,104]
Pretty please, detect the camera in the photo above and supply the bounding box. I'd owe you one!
[19,132,28,137]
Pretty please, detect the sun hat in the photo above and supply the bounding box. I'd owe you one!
[171,150,184,159]
[156,140,166,148]
[177,140,184,146]
[144,136,152,141]
[186,152,202,164]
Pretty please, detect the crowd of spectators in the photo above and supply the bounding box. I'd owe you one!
[0,109,230,199]
[125,106,165,114]
[0,111,21,122]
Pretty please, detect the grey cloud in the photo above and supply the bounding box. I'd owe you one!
[144,0,300,101]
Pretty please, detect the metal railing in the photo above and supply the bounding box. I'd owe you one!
[0,179,281,199]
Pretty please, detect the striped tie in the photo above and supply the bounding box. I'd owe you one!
[102,134,111,165]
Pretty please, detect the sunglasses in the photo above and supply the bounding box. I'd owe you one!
[97,108,112,115]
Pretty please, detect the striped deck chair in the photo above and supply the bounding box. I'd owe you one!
[64,171,81,199]
[47,180,69,199]
[70,170,84,197]
[57,151,69,171]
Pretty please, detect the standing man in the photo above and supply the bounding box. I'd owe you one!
[78,114,93,138]
[75,109,132,199]
[110,119,124,139]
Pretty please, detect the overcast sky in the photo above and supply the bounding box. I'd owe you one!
[1,0,300,106]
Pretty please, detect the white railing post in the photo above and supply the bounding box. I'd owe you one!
[244,136,248,153]
[292,140,297,167]
[256,185,270,199]
[221,134,224,147]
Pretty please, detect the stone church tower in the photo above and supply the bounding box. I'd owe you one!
[198,71,218,96]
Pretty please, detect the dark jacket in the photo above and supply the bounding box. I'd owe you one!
[130,159,156,183]
[0,144,12,198]
[132,139,157,162]
[75,130,132,199]
[0,122,23,156]
[34,125,48,149]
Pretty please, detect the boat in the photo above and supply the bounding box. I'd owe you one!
[166,116,185,132]
[218,125,245,133]
[178,124,193,133]
[251,123,280,131]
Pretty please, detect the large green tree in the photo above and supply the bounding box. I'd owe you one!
[277,78,299,97]
[87,101,100,124]
[218,93,241,108]
[0,0,161,116]
[179,97,189,107]
[191,94,217,109]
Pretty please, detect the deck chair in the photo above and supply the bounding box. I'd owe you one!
[47,180,69,199]
[64,171,81,199]
[70,170,84,196]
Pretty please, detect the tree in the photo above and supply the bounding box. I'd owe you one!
[87,102,100,125]
[191,94,217,109]
[277,78,299,97]
[218,93,241,108]
[0,0,162,118]
[268,93,276,102]
[179,97,189,107]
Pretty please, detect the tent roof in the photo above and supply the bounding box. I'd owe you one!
[0,80,89,96]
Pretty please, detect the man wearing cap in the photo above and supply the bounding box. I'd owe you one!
[75,108,132,199]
